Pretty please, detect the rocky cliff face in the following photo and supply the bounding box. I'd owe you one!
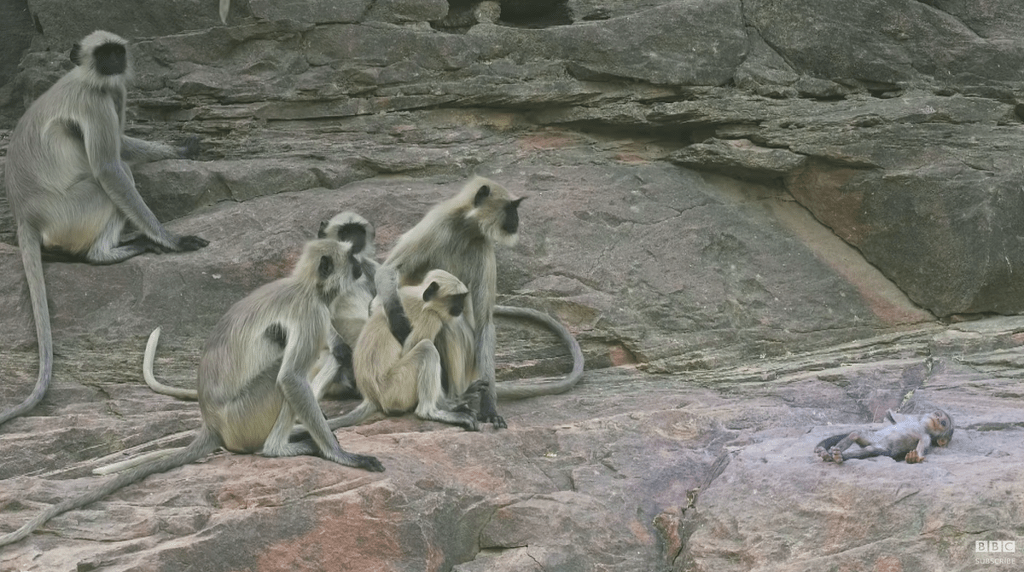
[1,1,1022,571]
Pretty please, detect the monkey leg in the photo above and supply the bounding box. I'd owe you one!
[401,340,479,431]
[814,433,849,462]
[271,369,383,472]
[474,319,506,429]
[827,431,880,463]
[264,402,323,457]
[85,216,153,263]
[35,179,148,264]
[324,400,380,431]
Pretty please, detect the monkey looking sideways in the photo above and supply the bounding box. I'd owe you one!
[0,239,383,548]
[372,177,585,429]
[1,30,208,427]
[815,409,954,464]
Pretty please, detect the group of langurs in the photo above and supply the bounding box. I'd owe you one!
[0,28,955,548]
[0,30,583,546]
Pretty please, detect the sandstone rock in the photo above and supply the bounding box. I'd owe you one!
[1,0,1024,570]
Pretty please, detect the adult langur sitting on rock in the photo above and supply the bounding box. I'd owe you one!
[370,176,585,430]
[0,239,383,548]
[1,30,208,427]
[141,210,381,402]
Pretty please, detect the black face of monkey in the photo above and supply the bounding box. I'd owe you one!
[448,293,467,318]
[502,198,523,235]
[93,42,127,76]
[332,223,368,255]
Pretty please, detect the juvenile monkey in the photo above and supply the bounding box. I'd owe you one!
[375,176,584,429]
[312,211,381,399]
[815,409,954,464]
[0,239,383,548]
[2,30,208,426]
[327,269,484,431]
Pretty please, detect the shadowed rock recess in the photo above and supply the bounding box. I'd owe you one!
[1,1,1023,570]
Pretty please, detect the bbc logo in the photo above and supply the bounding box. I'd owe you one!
[976,541,1016,553]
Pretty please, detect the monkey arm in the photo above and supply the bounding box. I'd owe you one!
[120,135,195,163]
[904,431,929,463]
[375,262,400,302]
[82,112,179,250]
[272,338,353,458]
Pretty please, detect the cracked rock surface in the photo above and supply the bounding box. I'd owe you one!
[1,1,1023,570]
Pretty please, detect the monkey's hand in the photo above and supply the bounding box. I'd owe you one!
[173,235,210,252]
[813,446,831,462]
[178,136,201,160]
[905,450,924,463]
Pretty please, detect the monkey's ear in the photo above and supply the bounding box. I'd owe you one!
[70,43,83,65]
[318,255,334,280]
[317,221,329,239]
[473,184,491,207]
[423,281,440,302]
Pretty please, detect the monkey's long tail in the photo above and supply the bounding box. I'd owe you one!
[493,305,584,400]
[0,229,54,427]
[0,428,220,548]
[93,446,185,475]
[143,327,199,400]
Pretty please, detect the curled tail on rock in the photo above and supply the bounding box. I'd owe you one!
[493,305,584,400]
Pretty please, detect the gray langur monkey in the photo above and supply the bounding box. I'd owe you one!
[373,176,585,429]
[815,409,954,464]
[328,269,485,431]
[0,239,383,548]
[1,30,208,427]
[141,211,380,402]
[314,211,381,398]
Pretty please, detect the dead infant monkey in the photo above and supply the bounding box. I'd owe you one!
[815,409,954,464]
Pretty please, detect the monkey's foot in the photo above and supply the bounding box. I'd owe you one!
[460,416,480,432]
[477,390,507,429]
[829,447,845,463]
[814,446,832,461]
[905,451,924,463]
[478,412,507,429]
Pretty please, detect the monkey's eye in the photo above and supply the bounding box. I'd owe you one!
[939,419,947,427]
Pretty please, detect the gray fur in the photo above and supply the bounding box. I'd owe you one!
[815,409,954,464]
[374,176,584,429]
[313,211,380,399]
[141,211,378,402]
[1,30,207,427]
[327,269,480,431]
[1,239,382,548]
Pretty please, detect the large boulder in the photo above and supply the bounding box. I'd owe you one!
[1,0,1023,570]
